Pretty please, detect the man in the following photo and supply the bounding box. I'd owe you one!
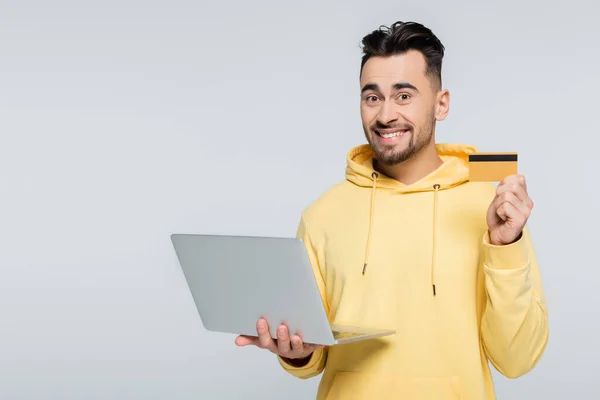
[235,21,549,399]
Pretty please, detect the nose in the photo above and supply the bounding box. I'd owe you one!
[377,100,398,125]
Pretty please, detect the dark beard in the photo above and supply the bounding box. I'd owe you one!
[364,115,435,166]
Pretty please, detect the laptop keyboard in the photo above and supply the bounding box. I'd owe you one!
[332,331,365,340]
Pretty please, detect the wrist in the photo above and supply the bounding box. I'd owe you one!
[281,352,313,367]
[488,230,522,246]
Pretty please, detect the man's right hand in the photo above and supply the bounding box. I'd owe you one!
[234,318,324,362]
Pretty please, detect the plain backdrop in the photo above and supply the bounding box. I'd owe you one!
[1,0,598,399]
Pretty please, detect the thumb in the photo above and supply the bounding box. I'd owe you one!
[235,335,258,347]
[496,204,510,222]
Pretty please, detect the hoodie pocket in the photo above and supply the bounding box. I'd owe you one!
[326,371,462,399]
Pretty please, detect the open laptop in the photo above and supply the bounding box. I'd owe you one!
[170,233,395,346]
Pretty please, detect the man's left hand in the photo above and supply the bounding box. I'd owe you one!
[486,174,534,246]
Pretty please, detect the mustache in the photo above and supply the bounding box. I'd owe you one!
[371,121,414,131]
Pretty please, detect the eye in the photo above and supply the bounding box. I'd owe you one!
[365,95,379,102]
[397,93,411,101]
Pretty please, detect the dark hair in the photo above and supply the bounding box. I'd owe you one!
[360,21,445,88]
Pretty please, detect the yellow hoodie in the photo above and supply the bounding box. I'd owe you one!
[278,144,549,400]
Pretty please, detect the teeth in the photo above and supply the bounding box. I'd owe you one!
[381,131,404,138]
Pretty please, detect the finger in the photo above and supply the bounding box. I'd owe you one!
[496,201,525,225]
[494,191,530,218]
[496,180,532,208]
[499,174,527,191]
[497,173,526,193]
[235,335,258,347]
[496,182,528,204]
[518,174,527,191]
[256,318,276,351]
[290,334,305,355]
[276,325,292,355]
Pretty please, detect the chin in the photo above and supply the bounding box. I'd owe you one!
[371,140,406,155]
[372,144,415,165]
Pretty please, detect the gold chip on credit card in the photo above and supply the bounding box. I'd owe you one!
[468,152,518,182]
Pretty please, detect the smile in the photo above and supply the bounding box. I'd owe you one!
[375,129,410,139]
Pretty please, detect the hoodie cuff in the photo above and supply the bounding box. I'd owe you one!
[278,347,325,371]
[482,231,530,270]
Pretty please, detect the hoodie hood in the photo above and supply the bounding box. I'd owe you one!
[345,143,479,193]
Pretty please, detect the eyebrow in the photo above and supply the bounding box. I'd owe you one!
[361,82,419,94]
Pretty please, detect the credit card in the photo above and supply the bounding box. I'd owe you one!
[468,152,518,182]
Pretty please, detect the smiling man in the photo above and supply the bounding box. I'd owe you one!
[235,21,549,399]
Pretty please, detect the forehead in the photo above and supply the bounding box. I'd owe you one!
[360,50,428,89]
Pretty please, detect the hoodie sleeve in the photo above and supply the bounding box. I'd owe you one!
[277,215,329,379]
[480,226,549,379]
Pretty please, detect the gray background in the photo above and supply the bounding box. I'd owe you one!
[1,0,597,399]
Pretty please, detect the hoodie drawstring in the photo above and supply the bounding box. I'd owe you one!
[362,172,378,275]
[361,174,441,298]
[431,183,440,296]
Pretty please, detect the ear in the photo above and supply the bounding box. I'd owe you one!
[435,89,450,121]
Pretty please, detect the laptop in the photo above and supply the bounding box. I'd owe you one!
[170,233,395,346]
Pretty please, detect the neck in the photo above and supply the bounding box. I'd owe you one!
[374,141,443,185]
